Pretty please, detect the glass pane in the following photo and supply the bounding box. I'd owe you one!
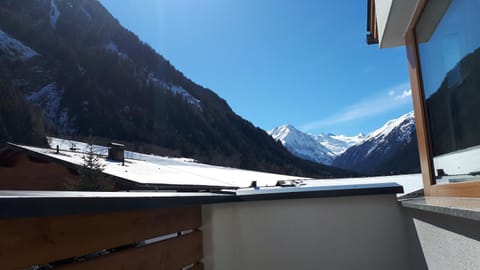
[416,0,480,183]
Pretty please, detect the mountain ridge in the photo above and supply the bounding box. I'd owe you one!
[334,112,420,175]
[270,112,420,175]
[268,125,364,165]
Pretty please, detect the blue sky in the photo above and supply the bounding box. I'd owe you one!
[99,0,412,136]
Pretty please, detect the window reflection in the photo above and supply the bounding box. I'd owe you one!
[416,0,480,183]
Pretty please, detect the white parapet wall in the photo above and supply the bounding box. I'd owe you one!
[202,194,426,270]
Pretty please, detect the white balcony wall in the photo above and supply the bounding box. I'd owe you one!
[202,194,426,270]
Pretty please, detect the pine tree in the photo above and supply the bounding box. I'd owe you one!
[65,138,115,191]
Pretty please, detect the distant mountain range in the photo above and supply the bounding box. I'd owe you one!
[270,112,420,175]
[268,125,364,165]
[0,0,354,178]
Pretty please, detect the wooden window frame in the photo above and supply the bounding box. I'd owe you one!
[405,0,480,197]
[367,0,379,44]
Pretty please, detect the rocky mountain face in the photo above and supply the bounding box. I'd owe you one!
[270,112,420,175]
[333,112,420,175]
[0,0,354,178]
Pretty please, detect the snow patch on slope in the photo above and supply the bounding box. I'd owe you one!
[81,7,92,21]
[363,111,415,157]
[0,30,39,60]
[50,0,60,28]
[104,41,129,60]
[317,133,365,156]
[26,83,75,134]
[147,73,201,109]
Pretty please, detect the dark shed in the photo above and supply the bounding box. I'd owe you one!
[108,143,125,162]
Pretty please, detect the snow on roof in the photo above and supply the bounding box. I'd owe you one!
[236,174,423,197]
[308,174,423,195]
[12,137,423,194]
[16,137,308,189]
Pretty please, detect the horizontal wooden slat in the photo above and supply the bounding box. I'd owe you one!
[0,206,201,269]
[56,232,203,270]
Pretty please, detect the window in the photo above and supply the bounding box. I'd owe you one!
[416,0,480,185]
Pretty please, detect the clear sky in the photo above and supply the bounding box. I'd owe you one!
[99,0,412,136]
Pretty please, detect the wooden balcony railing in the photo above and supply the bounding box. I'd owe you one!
[0,205,203,270]
[0,183,405,269]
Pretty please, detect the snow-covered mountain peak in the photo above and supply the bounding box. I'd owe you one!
[320,132,335,137]
[269,124,313,146]
[269,112,416,167]
[269,125,365,165]
[317,132,365,156]
[365,111,415,142]
[269,125,335,165]
[268,124,299,142]
[330,133,365,144]
[333,112,419,175]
